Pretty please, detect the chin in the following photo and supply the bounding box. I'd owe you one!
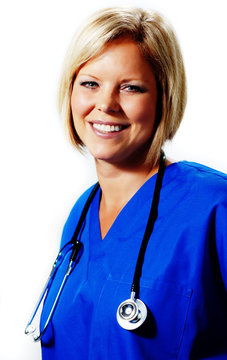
[90,151,122,164]
[93,154,119,163]
[88,146,119,163]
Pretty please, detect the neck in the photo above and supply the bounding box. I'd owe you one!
[95,152,172,239]
[95,157,162,239]
[96,159,158,208]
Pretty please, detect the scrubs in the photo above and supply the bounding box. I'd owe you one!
[41,161,227,359]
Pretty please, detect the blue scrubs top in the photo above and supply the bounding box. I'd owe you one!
[41,161,227,359]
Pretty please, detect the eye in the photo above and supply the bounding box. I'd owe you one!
[121,84,146,93]
[80,81,99,89]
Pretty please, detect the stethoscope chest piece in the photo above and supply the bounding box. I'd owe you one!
[116,292,147,330]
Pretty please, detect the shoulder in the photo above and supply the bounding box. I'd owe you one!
[168,161,227,202]
[60,183,99,247]
[162,161,227,222]
[179,161,227,181]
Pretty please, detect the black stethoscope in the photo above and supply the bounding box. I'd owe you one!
[25,152,166,341]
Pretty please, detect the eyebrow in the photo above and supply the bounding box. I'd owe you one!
[76,73,100,80]
[77,73,152,85]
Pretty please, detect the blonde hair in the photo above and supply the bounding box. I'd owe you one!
[58,7,187,166]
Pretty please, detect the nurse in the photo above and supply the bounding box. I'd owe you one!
[36,7,226,359]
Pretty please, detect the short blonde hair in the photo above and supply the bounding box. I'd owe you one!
[58,7,187,166]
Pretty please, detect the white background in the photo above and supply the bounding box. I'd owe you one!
[0,0,226,359]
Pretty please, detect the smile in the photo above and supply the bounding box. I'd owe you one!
[93,123,124,133]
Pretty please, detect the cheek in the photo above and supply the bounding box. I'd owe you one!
[71,89,94,118]
[124,97,157,126]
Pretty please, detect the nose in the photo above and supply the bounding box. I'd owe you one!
[96,89,120,113]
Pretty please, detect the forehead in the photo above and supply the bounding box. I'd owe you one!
[77,37,155,80]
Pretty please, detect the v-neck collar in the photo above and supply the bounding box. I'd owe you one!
[87,161,182,264]
[90,172,158,245]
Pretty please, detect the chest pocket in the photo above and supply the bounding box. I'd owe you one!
[89,274,192,360]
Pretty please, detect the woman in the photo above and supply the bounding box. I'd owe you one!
[26,7,227,359]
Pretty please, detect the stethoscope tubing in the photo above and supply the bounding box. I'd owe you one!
[131,151,166,296]
[116,152,166,330]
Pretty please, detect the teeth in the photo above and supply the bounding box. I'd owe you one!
[93,123,122,133]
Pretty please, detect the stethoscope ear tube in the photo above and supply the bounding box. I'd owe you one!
[25,183,100,341]
[24,247,67,340]
[25,241,82,341]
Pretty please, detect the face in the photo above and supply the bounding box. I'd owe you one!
[71,37,158,167]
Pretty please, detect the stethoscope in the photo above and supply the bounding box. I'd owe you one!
[25,152,166,341]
